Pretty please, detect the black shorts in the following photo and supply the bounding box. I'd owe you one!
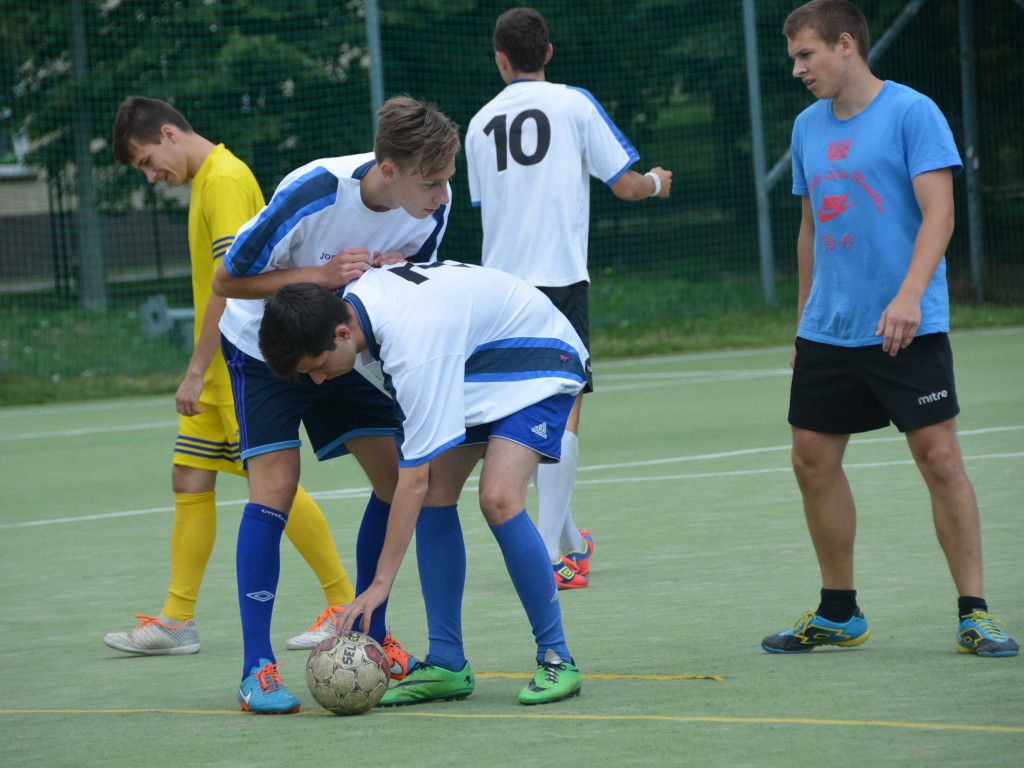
[788,333,960,434]
[538,281,593,393]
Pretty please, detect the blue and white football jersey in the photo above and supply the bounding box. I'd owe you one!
[342,261,589,466]
[219,152,451,360]
[466,79,639,287]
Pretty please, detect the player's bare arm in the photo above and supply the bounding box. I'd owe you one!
[341,461,431,635]
[610,166,673,201]
[175,291,227,416]
[875,168,955,356]
[792,196,816,368]
[212,247,372,298]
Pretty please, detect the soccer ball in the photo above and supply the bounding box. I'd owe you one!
[306,631,391,715]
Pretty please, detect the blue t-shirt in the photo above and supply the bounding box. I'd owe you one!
[791,81,962,346]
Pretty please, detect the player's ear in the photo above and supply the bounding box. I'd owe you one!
[838,32,856,58]
[543,43,553,67]
[378,159,397,182]
[335,323,351,341]
[160,124,176,143]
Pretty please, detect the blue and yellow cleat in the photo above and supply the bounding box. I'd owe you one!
[957,611,1019,657]
[560,529,595,577]
[237,659,300,714]
[762,609,869,654]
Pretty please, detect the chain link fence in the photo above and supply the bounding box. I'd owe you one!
[1,0,1021,397]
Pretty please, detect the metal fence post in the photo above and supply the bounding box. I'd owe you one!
[958,0,984,301]
[366,0,384,134]
[69,0,106,312]
[742,0,775,308]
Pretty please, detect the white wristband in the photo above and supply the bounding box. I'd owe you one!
[645,171,661,198]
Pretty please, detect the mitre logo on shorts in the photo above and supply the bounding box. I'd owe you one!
[917,389,949,406]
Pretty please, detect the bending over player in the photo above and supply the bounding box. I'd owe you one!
[259,261,588,706]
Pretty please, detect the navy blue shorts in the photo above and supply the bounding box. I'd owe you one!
[462,393,576,463]
[222,337,397,464]
[537,281,594,393]
[789,333,960,434]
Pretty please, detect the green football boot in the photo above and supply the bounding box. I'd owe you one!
[377,661,475,707]
[518,649,582,705]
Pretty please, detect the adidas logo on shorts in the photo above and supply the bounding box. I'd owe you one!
[531,422,548,439]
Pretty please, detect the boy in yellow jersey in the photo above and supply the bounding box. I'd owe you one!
[103,97,415,668]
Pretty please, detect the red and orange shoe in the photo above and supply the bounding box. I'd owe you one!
[382,628,422,681]
[560,529,595,577]
[554,560,588,590]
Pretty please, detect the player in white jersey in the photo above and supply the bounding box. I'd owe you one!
[259,261,589,706]
[465,7,673,589]
[209,96,460,714]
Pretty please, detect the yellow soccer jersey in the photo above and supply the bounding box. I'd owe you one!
[188,144,265,405]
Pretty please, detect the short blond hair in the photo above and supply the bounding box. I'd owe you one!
[374,95,460,177]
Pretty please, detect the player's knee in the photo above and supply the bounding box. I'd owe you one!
[915,444,966,486]
[477,488,521,526]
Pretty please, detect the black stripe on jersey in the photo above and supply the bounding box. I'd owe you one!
[466,345,587,381]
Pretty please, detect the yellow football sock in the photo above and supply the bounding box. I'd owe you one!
[162,491,218,622]
[285,485,355,606]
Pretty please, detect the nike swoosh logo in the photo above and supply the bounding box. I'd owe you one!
[818,205,855,222]
[390,659,404,675]
[238,688,252,704]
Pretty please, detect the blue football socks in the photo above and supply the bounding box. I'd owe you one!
[236,503,287,678]
[490,509,571,663]
[354,493,392,643]
[416,504,467,671]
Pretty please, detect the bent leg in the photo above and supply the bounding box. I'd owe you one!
[791,427,856,590]
[284,485,355,606]
[482,438,571,662]
[905,418,983,597]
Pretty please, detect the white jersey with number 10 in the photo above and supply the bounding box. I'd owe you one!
[466,80,639,287]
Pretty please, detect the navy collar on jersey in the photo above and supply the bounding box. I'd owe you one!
[352,158,377,179]
[509,77,542,85]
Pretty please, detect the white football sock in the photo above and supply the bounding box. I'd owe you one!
[536,430,582,561]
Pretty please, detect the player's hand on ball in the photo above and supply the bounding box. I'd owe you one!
[340,584,391,635]
[321,247,372,289]
[372,251,406,267]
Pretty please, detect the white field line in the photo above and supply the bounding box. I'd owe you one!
[0,421,179,442]
[0,370,790,441]
[0,396,170,419]
[579,425,1024,471]
[596,326,1024,370]
[2,435,1020,531]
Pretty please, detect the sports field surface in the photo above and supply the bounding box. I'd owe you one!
[2,330,1022,767]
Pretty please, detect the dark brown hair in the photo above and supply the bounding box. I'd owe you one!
[783,0,870,61]
[112,96,193,165]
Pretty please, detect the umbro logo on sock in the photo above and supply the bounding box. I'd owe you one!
[531,422,548,439]
[246,591,275,602]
